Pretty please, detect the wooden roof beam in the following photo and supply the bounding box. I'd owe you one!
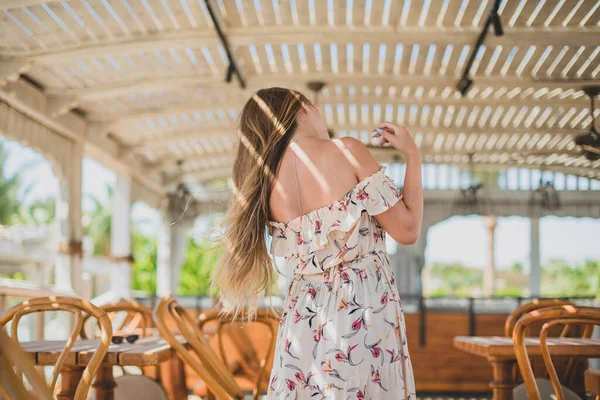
[89,106,238,124]
[124,126,583,155]
[0,78,165,195]
[0,61,31,86]
[45,74,598,111]
[121,126,582,156]
[167,157,599,184]
[0,0,59,9]
[2,27,597,63]
[157,147,599,185]
[147,151,233,173]
[369,147,600,179]
[46,76,225,101]
[121,129,234,158]
[330,124,586,136]
[164,166,233,186]
[89,96,590,124]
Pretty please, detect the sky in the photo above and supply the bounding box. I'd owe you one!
[2,135,600,270]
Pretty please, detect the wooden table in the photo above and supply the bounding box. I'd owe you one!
[454,336,600,400]
[21,337,187,400]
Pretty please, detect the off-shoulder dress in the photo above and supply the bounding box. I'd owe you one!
[266,165,416,400]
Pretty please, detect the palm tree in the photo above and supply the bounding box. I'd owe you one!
[0,139,55,226]
[20,197,56,225]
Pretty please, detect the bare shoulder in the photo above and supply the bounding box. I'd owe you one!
[330,137,381,180]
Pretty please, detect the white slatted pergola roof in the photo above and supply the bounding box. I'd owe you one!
[1,0,599,197]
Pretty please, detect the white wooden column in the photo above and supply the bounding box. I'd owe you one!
[156,218,190,297]
[483,216,498,297]
[54,141,85,296]
[529,217,541,297]
[109,174,133,299]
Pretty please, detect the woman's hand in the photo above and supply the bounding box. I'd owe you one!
[372,122,419,158]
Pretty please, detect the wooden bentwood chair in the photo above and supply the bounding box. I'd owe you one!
[513,305,600,400]
[81,298,168,400]
[505,299,593,399]
[81,298,154,340]
[197,308,279,399]
[0,326,53,400]
[0,296,113,400]
[153,295,245,400]
[81,299,158,376]
[504,299,575,338]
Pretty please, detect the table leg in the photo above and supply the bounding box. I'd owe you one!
[490,359,516,400]
[57,367,84,400]
[92,365,117,400]
[161,356,187,400]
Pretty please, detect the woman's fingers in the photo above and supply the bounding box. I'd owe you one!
[377,122,400,134]
[372,128,392,145]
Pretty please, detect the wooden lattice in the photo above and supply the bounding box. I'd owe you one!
[0,0,598,188]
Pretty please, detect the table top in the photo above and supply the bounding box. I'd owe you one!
[21,336,182,367]
[454,336,600,359]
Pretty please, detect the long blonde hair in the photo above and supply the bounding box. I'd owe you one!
[212,87,312,314]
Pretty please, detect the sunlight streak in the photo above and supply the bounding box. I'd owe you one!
[291,143,329,193]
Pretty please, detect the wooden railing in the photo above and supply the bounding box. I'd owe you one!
[0,278,74,310]
[0,278,74,341]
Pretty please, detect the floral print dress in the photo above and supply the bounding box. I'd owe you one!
[267,166,416,400]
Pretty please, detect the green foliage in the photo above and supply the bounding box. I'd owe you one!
[19,197,56,225]
[542,259,600,297]
[130,233,221,297]
[511,262,523,273]
[178,237,221,296]
[0,141,53,226]
[131,231,157,294]
[427,262,482,295]
[0,142,25,226]
[495,286,524,297]
[472,169,500,188]
[0,272,25,280]
[425,259,600,298]
[83,185,113,256]
[428,288,451,298]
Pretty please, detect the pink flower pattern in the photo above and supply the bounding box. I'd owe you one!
[267,167,416,399]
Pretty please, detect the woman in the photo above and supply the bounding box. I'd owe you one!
[213,87,423,399]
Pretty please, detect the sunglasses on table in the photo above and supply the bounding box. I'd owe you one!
[111,334,139,344]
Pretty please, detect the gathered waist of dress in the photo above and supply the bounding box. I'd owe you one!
[296,250,380,275]
[284,245,387,277]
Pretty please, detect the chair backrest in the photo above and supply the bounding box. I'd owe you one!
[513,305,600,400]
[505,299,574,337]
[0,296,113,400]
[197,308,279,399]
[81,299,154,339]
[152,295,245,400]
[506,299,591,386]
[0,326,54,400]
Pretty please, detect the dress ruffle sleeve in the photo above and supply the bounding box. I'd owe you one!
[268,167,402,260]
